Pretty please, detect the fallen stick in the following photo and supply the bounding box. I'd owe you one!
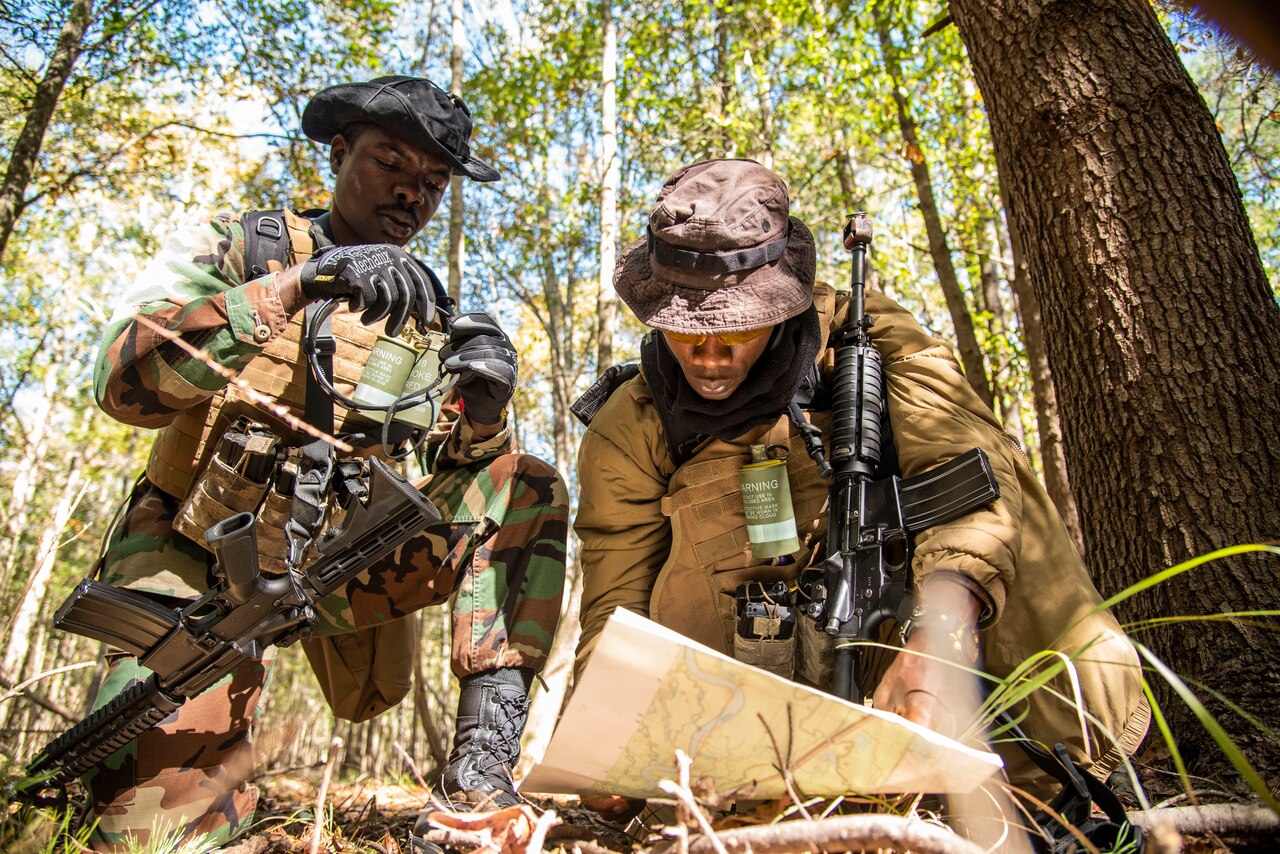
[682,815,987,854]
[311,736,344,854]
[1127,803,1280,838]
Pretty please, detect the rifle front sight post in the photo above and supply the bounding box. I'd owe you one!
[843,213,873,339]
[842,212,872,250]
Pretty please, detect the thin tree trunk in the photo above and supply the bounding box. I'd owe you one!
[750,49,775,168]
[998,184,1084,555]
[977,215,1018,433]
[595,0,619,376]
[447,0,466,304]
[0,467,87,740]
[949,0,1280,786]
[712,3,732,156]
[876,15,995,410]
[519,249,583,775]
[0,0,93,263]
[813,0,859,212]
[412,628,449,770]
[0,361,61,605]
[0,467,86,683]
[833,126,858,208]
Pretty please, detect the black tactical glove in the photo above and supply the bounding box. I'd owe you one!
[440,313,518,426]
[300,244,434,337]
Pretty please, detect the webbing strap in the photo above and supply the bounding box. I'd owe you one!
[303,302,335,435]
[286,303,337,569]
[241,211,289,279]
[997,712,1144,852]
[648,223,790,274]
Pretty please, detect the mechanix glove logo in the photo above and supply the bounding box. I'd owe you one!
[300,244,435,337]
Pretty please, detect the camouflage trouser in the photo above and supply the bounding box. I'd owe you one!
[84,452,568,852]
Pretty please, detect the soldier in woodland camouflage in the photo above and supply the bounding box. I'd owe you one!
[81,76,568,850]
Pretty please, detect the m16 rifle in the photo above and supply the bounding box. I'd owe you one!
[15,456,438,798]
[810,213,1002,702]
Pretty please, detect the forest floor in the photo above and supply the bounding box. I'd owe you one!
[3,747,1270,853]
[211,756,1264,854]
[218,774,634,854]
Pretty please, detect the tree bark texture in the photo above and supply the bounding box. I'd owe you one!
[948,0,1280,787]
[0,0,93,263]
[876,16,996,410]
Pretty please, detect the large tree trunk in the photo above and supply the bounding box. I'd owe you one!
[875,16,995,410]
[948,0,1280,788]
[0,0,93,263]
[595,0,620,376]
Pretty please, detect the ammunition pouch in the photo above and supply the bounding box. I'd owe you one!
[173,451,269,544]
[731,581,796,680]
[795,611,835,689]
[173,418,306,574]
[302,616,416,722]
[733,633,794,680]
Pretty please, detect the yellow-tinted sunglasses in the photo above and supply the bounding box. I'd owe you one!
[663,327,772,347]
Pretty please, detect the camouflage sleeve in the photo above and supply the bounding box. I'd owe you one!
[867,289,1016,624]
[426,388,515,470]
[93,214,305,428]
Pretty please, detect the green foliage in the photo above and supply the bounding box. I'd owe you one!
[994,544,1280,813]
[0,0,1277,836]
[1164,7,1280,297]
[0,796,97,853]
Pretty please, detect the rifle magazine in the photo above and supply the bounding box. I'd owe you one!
[54,579,181,657]
[899,448,1001,531]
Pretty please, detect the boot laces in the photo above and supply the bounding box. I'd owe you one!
[476,688,528,770]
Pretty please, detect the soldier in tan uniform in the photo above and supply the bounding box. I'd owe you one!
[80,77,568,849]
[573,159,1148,816]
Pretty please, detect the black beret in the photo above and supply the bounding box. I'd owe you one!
[302,76,499,183]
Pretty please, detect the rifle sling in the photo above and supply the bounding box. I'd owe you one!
[287,303,336,568]
[996,712,1143,851]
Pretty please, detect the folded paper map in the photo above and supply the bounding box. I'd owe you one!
[521,608,1002,799]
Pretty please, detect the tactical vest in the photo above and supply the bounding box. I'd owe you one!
[145,209,389,501]
[644,281,842,653]
[650,412,833,654]
[136,208,427,722]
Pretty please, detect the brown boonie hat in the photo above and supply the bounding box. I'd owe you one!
[302,76,499,182]
[615,159,815,334]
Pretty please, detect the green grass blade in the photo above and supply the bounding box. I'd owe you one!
[1136,643,1280,813]
[1096,544,1280,614]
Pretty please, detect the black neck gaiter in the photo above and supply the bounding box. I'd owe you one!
[642,304,823,442]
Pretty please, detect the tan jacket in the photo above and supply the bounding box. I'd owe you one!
[574,285,1148,789]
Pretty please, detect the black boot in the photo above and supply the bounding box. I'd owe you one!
[435,667,532,810]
